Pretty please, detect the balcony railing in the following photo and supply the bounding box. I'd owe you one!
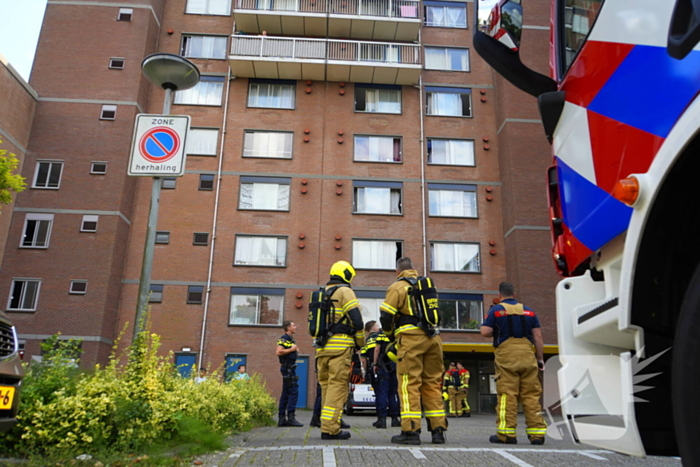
[230,36,421,65]
[234,0,420,19]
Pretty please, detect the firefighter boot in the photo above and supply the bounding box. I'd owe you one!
[373,417,387,429]
[431,427,446,444]
[322,431,351,440]
[391,431,421,445]
[309,414,321,428]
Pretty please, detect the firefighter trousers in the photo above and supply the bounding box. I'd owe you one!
[396,330,446,433]
[494,338,547,442]
[317,346,353,435]
[448,387,464,416]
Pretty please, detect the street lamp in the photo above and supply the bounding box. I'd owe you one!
[133,53,200,341]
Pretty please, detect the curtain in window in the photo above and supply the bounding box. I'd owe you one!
[186,129,219,155]
[429,190,475,217]
[240,183,289,209]
[425,48,446,69]
[358,187,389,213]
[429,139,474,165]
[448,48,468,71]
[175,78,223,105]
[446,6,466,27]
[353,241,395,269]
[432,243,480,271]
[363,89,400,113]
[426,6,444,26]
[357,298,381,322]
[236,237,285,265]
[186,0,207,13]
[249,84,294,108]
[365,89,379,112]
[207,0,232,14]
[390,189,401,214]
[230,295,259,324]
[427,92,462,116]
[244,132,292,158]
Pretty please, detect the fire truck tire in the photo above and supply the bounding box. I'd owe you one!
[672,264,700,465]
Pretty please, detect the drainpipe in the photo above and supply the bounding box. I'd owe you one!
[418,34,428,276]
[198,66,234,369]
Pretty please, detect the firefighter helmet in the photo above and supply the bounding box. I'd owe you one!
[330,261,356,283]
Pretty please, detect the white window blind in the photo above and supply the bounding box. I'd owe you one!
[234,237,287,266]
[174,76,224,105]
[429,190,477,217]
[243,131,293,158]
[353,240,398,269]
[186,128,219,155]
[186,0,231,15]
[240,183,290,210]
[428,139,475,165]
[431,243,480,272]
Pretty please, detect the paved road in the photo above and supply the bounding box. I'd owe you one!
[194,411,683,467]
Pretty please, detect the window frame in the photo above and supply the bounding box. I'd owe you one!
[238,176,291,212]
[117,7,133,21]
[427,183,478,218]
[353,135,402,163]
[108,58,125,69]
[185,127,220,156]
[21,213,54,249]
[247,79,296,110]
[185,0,232,16]
[80,215,99,233]
[155,231,170,244]
[425,86,472,117]
[424,46,470,72]
[69,280,88,295]
[193,232,209,245]
[90,161,108,174]
[354,84,402,114]
[162,177,177,189]
[149,284,164,303]
[7,278,41,312]
[199,174,215,190]
[424,1,468,28]
[438,293,484,331]
[352,180,403,216]
[174,75,225,106]
[242,130,294,159]
[187,285,204,304]
[100,104,117,120]
[32,160,63,189]
[426,137,476,166]
[180,34,228,60]
[351,238,403,270]
[429,241,481,273]
[233,235,288,268]
[228,287,285,326]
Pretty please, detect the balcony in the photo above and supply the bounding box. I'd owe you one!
[229,35,421,85]
[233,0,421,41]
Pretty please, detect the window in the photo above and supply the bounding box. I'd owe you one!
[33,161,63,189]
[352,239,402,270]
[149,284,163,303]
[81,215,98,232]
[239,177,290,211]
[162,177,177,189]
[439,294,483,330]
[7,279,41,311]
[21,213,53,248]
[174,75,225,106]
[193,232,209,245]
[186,128,219,156]
[100,105,117,120]
[356,291,385,323]
[199,174,215,190]
[243,131,293,159]
[427,138,475,166]
[69,281,87,295]
[353,181,402,215]
[426,86,471,117]
[354,135,401,163]
[430,242,480,272]
[428,183,477,217]
[355,84,401,114]
[425,47,469,71]
[117,8,133,21]
[562,0,603,71]
[90,162,107,174]
[185,0,232,15]
[234,236,287,267]
[248,80,295,109]
[181,35,228,59]
[229,287,284,325]
[109,58,125,69]
[424,1,467,28]
[155,231,170,244]
[188,285,204,304]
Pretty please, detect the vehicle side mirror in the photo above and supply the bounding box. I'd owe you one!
[473,0,557,97]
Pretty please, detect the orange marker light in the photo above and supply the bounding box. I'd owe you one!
[612,177,640,205]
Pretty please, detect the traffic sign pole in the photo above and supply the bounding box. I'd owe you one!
[133,88,172,341]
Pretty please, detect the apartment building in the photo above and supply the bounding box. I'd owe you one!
[0,0,558,412]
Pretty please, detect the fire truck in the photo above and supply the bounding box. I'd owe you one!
[474,0,700,463]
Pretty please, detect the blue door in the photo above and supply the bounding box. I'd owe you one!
[225,354,247,382]
[296,355,309,408]
[174,353,197,378]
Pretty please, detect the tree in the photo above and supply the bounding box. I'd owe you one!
[0,139,26,207]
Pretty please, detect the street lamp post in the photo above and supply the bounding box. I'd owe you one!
[133,54,200,341]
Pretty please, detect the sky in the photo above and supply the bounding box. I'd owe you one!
[0,0,497,83]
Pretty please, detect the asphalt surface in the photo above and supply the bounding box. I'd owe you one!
[193,411,684,467]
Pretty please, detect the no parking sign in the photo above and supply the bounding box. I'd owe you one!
[128,114,190,176]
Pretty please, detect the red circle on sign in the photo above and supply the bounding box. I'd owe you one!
[139,126,181,163]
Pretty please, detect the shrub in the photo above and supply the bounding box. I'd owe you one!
[0,325,276,459]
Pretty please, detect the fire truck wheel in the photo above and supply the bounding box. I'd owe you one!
[672,264,700,465]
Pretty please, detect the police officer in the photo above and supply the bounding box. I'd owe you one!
[373,328,401,429]
[380,257,447,445]
[276,320,303,427]
[316,261,365,440]
[481,281,546,445]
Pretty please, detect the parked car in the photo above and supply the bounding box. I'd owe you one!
[345,382,375,415]
[0,311,23,432]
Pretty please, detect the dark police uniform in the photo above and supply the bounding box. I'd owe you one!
[278,332,299,424]
[374,331,400,423]
[482,298,546,442]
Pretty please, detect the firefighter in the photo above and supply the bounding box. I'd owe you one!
[380,257,446,445]
[276,321,303,427]
[361,320,379,389]
[443,362,464,417]
[316,261,365,440]
[456,362,471,417]
[481,282,546,445]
